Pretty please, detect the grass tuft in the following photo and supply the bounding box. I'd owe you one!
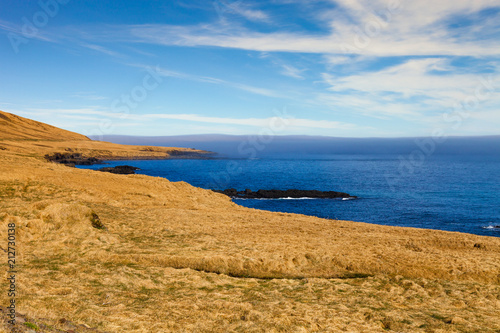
[24,322,40,330]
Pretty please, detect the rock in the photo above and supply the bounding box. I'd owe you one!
[213,188,356,199]
[44,152,101,166]
[90,212,106,230]
[97,165,140,174]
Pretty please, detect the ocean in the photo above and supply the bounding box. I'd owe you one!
[78,153,500,237]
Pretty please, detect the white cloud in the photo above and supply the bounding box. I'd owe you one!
[3,1,499,137]
[324,55,353,66]
[323,58,500,104]
[316,58,500,128]
[121,0,499,58]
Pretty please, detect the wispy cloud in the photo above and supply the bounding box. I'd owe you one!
[3,1,499,60]
[121,0,499,57]
[130,64,286,98]
[214,0,270,22]
[18,108,113,119]
[279,64,305,79]
[12,107,357,131]
[138,113,356,130]
[2,1,499,137]
[71,92,109,101]
[80,43,122,57]
[322,58,500,106]
[0,18,56,43]
[316,57,500,128]
[0,20,22,34]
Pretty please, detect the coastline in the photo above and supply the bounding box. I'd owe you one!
[43,149,216,166]
[2,141,500,332]
[77,154,498,236]
[2,111,500,332]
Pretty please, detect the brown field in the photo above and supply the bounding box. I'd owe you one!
[0,110,499,332]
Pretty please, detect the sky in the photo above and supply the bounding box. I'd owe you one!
[0,0,499,138]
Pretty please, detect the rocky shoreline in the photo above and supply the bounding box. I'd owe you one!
[213,188,356,199]
[44,150,216,167]
[44,152,101,166]
[44,153,357,199]
[97,165,140,174]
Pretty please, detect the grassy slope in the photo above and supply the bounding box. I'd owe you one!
[0,110,209,159]
[0,111,499,332]
[0,111,91,141]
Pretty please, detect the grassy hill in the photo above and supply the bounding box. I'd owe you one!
[0,111,499,332]
[0,111,90,141]
[0,110,209,160]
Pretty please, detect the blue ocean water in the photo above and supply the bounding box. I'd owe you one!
[78,154,500,237]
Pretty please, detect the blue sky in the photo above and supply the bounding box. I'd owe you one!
[0,0,499,137]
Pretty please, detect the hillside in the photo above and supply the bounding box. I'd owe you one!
[0,110,90,141]
[0,111,499,332]
[0,110,210,160]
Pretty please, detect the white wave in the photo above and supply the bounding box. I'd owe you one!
[482,225,500,230]
[342,197,357,201]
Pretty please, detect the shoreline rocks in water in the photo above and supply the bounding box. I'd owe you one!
[214,188,356,199]
[97,165,140,174]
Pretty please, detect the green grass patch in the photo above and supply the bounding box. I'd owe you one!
[24,322,40,330]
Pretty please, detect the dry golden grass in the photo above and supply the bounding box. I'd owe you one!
[0,111,499,332]
[0,110,90,141]
[0,110,209,159]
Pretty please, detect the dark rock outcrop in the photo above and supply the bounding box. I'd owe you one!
[90,212,107,230]
[214,188,356,199]
[97,165,140,175]
[44,152,101,166]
